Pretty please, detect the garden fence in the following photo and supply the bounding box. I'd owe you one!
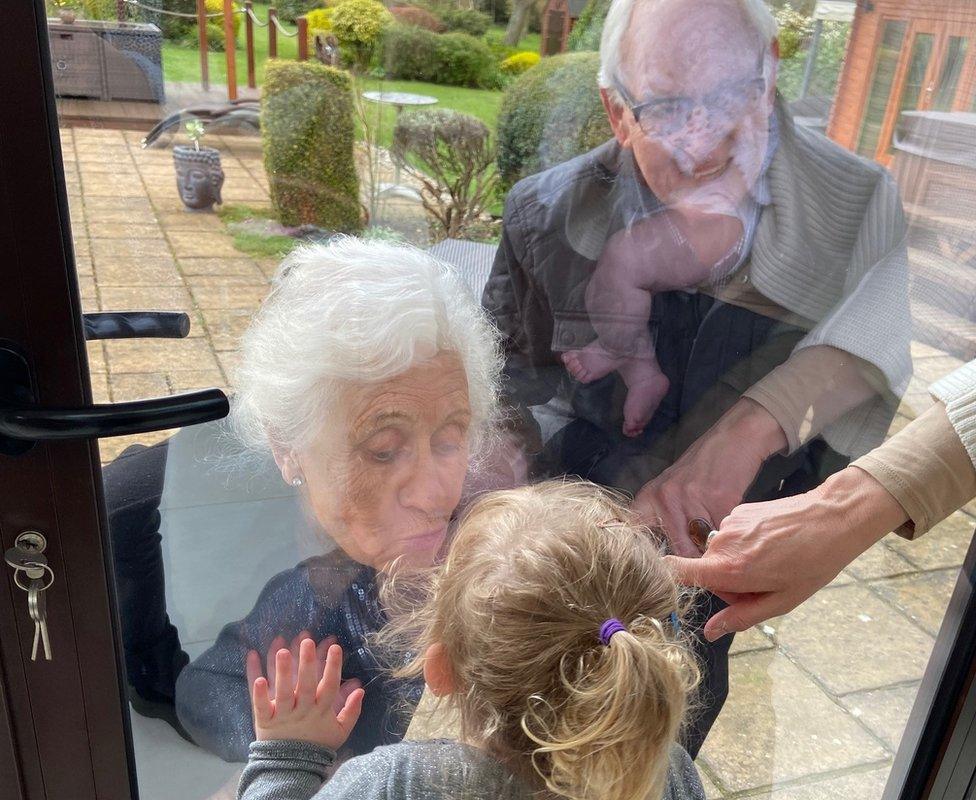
[122,0,309,100]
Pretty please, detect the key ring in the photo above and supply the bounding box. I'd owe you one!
[14,564,55,593]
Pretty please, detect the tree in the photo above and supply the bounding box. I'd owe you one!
[503,0,533,45]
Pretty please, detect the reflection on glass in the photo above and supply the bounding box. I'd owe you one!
[857,20,908,158]
[897,32,935,116]
[48,1,976,798]
[933,36,969,111]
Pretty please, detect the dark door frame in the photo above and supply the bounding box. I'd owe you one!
[0,2,135,798]
[886,529,976,800]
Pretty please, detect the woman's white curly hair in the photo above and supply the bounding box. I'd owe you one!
[231,237,503,459]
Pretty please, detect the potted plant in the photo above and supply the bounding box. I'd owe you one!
[173,120,224,212]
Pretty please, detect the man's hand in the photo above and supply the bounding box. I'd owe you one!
[251,639,365,750]
[247,631,363,718]
[633,399,788,556]
[665,466,909,641]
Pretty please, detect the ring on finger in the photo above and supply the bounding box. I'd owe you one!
[688,517,713,553]
[705,529,720,549]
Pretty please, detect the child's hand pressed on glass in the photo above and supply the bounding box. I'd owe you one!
[251,638,365,750]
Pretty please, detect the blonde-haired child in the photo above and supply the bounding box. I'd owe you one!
[238,481,705,800]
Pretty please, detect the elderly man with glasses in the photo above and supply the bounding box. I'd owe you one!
[482,0,910,755]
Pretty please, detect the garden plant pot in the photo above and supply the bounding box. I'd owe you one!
[173,145,224,211]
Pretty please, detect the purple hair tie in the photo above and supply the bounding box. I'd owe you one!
[599,618,627,646]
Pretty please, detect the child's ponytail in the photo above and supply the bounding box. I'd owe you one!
[377,481,702,800]
[522,616,698,800]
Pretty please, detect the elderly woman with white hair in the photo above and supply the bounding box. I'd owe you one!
[164,238,503,762]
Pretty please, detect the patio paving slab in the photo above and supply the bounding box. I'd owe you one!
[698,650,888,794]
[845,541,916,581]
[188,282,270,310]
[179,257,266,279]
[839,682,919,751]
[885,511,975,570]
[771,584,934,695]
[94,258,183,287]
[99,285,196,313]
[870,568,958,637]
[104,337,222,374]
[759,767,890,799]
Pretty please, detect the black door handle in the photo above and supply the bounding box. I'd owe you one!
[83,311,191,341]
[0,344,229,455]
[0,390,229,441]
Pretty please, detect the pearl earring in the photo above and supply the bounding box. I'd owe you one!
[291,476,304,487]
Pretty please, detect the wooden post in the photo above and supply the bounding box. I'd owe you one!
[244,0,256,88]
[297,17,308,61]
[196,0,209,91]
[223,0,237,100]
[116,0,125,21]
[269,7,278,59]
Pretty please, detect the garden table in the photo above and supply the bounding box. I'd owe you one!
[362,90,439,193]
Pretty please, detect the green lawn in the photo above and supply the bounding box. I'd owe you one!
[161,8,540,98]
[161,2,298,85]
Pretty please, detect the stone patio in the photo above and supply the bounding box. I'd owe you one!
[59,125,975,799]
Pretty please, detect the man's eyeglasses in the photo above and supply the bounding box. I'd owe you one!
[613,51,768,139]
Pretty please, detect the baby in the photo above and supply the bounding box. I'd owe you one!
[561,82,772,438]
[562,207,746,437]
[238,481,705,800]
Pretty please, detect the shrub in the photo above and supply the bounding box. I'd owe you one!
[389,5,444,31]
[500,50,539,75]
[305,6,334,44]
[483,28,518,61]
[774,3,812,60]
[261,60,361,232]
[79,0,118,19]
[329,0,393,71]
[440,7,490,36]
[567,0,609,51]
[392,109,499,241]
[434,32,501,88]
[381,26,500,88]
[276,0,321,22]
[496,51,612,188]
[202,0,241,52]
[381,23,440,82]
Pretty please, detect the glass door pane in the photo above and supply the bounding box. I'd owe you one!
[932,36,969,111]
[26,1,976,798]
[856,20,908,157]
[896,32,935,115]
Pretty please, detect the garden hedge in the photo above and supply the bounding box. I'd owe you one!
[381,24,500,88]
[440,8,490,36]
[261,60,361,231]
[496,51,612,188]
[329,0,392,70]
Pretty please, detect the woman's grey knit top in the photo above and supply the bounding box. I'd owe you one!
[237,739,706,800]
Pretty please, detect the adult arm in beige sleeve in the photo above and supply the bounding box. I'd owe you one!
[853,401,976,539]
[742,344,886,454]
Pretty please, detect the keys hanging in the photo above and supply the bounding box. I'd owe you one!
[28,579,52,661]
[5,531,54,662]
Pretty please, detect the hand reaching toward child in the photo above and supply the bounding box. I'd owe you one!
[250,638,365,750]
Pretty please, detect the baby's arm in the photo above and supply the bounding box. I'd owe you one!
[239,641,365,800]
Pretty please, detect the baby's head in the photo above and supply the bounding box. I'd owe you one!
[388,480,699,800]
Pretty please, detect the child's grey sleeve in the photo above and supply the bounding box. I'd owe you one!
[237,740,337,800]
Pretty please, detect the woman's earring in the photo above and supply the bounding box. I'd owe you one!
[291,476,304,487]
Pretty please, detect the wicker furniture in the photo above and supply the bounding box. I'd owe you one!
[48,20,164,103]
